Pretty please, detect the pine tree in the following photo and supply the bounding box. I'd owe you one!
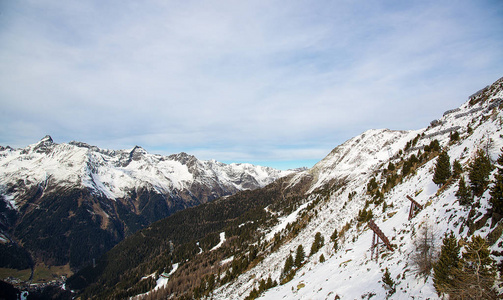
[433,232,460,296]
[310,232,324,256]
[330,228,338,242]
[490,148,503,216]
[450,131,460,143]
[281,254,294,279]
[382,267,396,298]
[433,151,451,186]
[330,228,339,251]
[456,177,472,206]
[402,160,412,177]
[452,159,463,178]
[430,139,440,152]
[294,245,304,268]
[468,149,493,197]
[434,234,498,299]
[454,236,497,299]
[266,276,273,289]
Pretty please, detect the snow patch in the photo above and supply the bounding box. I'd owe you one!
[211,232,226,251]
[265,199,313,241]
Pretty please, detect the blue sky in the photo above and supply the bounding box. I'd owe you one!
[0,0,502,170]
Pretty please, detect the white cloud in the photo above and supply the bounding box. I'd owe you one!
[0,0,502,167]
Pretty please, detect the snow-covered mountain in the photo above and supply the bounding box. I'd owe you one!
[0,138,291,270]
[205,77,503,299]
[0,137,289,204]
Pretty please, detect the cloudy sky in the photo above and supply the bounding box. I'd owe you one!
[0,0,502,169]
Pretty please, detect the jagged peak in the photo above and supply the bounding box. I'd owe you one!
[31,135,56,153]
[39,135,54,144]
[130,145,146,154]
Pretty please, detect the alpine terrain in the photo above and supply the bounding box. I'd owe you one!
[65,76,503,299]
[3,76,503,299]
[0,139,291,273]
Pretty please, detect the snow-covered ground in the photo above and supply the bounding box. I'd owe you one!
[210,78,503,299]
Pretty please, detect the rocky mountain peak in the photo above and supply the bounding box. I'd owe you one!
[40,135,54,143]
[32,135,55,153]
[130,145,147,161]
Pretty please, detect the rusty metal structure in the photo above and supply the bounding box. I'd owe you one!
[368,219,393,261]
[406,195,423,220]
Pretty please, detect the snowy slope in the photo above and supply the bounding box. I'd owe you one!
[308,128,421,192]
[210,77,503,299]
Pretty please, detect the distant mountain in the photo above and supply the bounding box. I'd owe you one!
[67,76,503,299]
[0,138,292,271]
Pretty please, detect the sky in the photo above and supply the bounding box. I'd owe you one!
[0,0,502,170]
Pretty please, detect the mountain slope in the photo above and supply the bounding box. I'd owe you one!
[77,76,503,300]
[36,75,501,300]
[0,139,291,271]
[211,76,503,299]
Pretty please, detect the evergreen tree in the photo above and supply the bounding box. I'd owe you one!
[382,267,396,298]
[429,139,440,152]
[434,234,497,299]
[468,149,493,197]
[330,228,339,251]
[452,159,463,178]
[467,125,473,134]
[310,232,324,256]
[454,236,497,299]
[402,160,412,177]
[433,232,460,296]
[266,276,273,289]
[367,177,378,192]
[450,131,460,143]
[258,278,266,293]
[294,245,304,268]
[433,151,451,186]
[282,254,294,279]
[490,148,503,216]
[456,177,472,206]
[330,228,338,242]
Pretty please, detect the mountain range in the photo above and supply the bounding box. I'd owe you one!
[0,138,292,271]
